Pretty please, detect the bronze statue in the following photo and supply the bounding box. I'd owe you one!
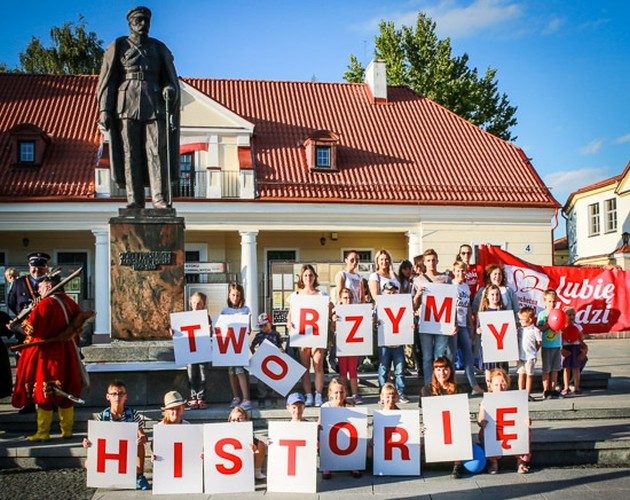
[97,6,180,209]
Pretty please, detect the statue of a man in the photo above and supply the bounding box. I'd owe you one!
[97,6,180,209]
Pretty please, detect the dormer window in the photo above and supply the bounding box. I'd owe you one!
[19,141,36,163]
[316,146,331,168]
[8,123,50,167]
[304,130,340,171]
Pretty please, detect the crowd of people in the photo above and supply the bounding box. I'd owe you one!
[3,246,591,489]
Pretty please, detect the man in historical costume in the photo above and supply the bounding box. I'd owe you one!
[97,5,180,209]
[11,275,88,441]
[6,252,51,414]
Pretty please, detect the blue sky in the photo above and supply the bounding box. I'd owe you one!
[1,1,628,221]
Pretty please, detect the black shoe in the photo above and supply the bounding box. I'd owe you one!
[18,404,35,415]
[528,395,537,402]
[451,463,463,479]
[543,391,550,400]
[351,470,362,478]
[322,472,332,480]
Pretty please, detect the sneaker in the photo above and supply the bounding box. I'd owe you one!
[528,395,537,402]
[187,399,199,409]
[451,463,463,479]
[240,399,252,411]
[517,461,530,474]
[352,394,363,405]
[560,389,570,397]
[196,399,208,409]
[255,468,266,480]
[136,474,150,490]
[305,393,314,407]
[314,392,323,407]
[230,397,241,408]
[351,470,362,478]
[399,394,410,404]
[543,391,550,400]
[551,390,561,399]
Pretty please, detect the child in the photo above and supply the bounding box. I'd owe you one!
[452,261,483,396]
[286,392,306,422]
[477,285,510,389]
[419,357,462,479]
[537,289,562,399]
[478,368,531,474]
[377,281,409,403]
[185,292,210,409]
[221,283,252,410]
[251,312,283,407]
[228,406,267,480]
[319,378,361,479]
[379,382,400,410]
[158,390,189,425]
[517,306,542,400]
[334,288,362,404]
[82,380,149,490]
[561,307,583,396]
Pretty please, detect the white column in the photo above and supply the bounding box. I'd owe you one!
[239,230,259,324]
[406,229,422,262]
[92,227,111,337]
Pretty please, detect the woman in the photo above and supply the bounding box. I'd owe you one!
[472,264,519,318]
[287,265,330,407]
[335,250,364,304]
[397,260,414,294]
[420,357,464,479]
[368,249,400,298]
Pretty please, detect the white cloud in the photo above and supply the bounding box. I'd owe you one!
[579,139,603,155]
[615,133,630,144]
[544,167,610,206]
[542,16,565,35]
[354,0,522,38]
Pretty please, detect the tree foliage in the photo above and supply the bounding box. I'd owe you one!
[17,17,103,75]
[344,13,518,141]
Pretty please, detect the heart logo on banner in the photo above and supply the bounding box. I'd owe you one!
[512,268,545,293]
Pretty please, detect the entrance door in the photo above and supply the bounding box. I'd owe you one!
[266,250,297,328]
[56,251,89,301]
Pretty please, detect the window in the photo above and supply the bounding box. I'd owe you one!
[315,146,331,168]
[604,198,617,233]
[588,203,600,236]
[178,153,195,197]
[19,141,35,163]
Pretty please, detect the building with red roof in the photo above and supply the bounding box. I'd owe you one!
[0,61,560,337]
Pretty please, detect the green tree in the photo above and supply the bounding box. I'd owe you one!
[18,16,103,75]
[344,13,517,141]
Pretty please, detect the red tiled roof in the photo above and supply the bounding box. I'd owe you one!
[0,74,558,207]
[185,78,557,207]
[0,74,100,198]
[563,161,630,210]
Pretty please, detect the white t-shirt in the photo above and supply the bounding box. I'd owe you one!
[287,289,329,307]
[519,324,542,361]
[368,272,400,294]
[220,305,251,315]
[335,270,362,303]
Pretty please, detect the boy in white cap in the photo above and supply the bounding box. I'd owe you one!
[251,312,283,407]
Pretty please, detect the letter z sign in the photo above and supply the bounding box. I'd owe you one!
[335,304,374,357]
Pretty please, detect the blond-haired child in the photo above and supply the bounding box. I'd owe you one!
[228,406,266,480]
[517,307,541,400]
[537,289,562,399]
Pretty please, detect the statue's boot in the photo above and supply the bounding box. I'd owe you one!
[27,408,53,442]
[58,406,74,439]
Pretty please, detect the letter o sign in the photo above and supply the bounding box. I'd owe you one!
[261,355,289,381]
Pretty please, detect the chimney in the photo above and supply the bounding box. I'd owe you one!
[365,59,387,102]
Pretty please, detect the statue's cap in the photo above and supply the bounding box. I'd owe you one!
[127,6,152,22]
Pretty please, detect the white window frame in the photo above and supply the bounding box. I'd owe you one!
[588,202,600,236]
[604,198,617,233]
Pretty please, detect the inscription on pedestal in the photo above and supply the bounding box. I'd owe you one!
[109,210,185,340]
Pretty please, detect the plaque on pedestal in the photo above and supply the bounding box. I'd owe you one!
[110,208,185,339]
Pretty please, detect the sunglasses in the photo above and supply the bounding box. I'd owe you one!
[107,391,126,397]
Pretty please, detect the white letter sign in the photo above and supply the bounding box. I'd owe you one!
[421,394,472,462]
[86,421,138,489]
[376,294,414,346]
[247,340,306,397]
[153,424,204,495]
[319,407,368,471]
[479,310,519,363]
[171,310,212,367]
[335,304,374,357]
[373,410,421,476]
[419,283,458,335]
[212,313,250,366]
[267,421,318,493]
[482,390,530,457]
[289,295,330,349]
[203,422,255,494]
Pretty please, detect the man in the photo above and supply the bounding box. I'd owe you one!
[7,252,50,319]
[12,275,86,441]
[97,6,180,209]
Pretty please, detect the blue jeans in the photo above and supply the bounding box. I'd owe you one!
[420,333,450,385]
[455,326,478,388]
[378,346,406,396]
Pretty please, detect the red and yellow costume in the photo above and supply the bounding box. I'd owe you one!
[12,291,82,441]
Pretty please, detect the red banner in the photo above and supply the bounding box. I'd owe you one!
[477,246,630,334]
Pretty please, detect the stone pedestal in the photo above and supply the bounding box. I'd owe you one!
[109,208,185,340]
